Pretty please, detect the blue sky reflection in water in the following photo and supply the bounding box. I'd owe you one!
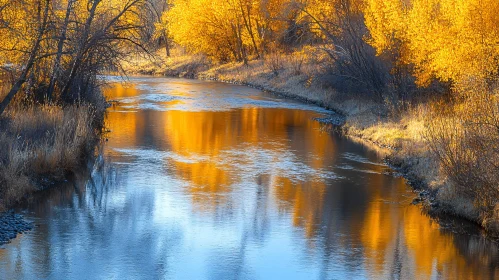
[1,77,498,280]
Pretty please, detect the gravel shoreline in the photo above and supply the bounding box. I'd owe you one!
[0,211,33,244]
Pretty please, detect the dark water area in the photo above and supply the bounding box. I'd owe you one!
[1,77,498,279]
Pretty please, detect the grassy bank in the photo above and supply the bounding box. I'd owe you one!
[122,50,498,235]
[0,99,105,212]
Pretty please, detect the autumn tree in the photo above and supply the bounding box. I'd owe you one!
[292,0,390,100]
[151,0,172,57]
[0,0,150,114]
[365,0,499,88]
[0,0,51,115]
[165,0,289,62]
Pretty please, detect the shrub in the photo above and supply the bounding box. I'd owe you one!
[287,55,305,76]
[264,51,284,76]
[425,88,499,228]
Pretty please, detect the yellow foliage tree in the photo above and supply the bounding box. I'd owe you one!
[0,0,148,113]
[166,0,293,61]
[365,0,499,87]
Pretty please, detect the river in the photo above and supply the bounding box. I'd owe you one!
[1,77,498,279]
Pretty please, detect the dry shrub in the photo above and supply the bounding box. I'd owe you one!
[264,51,284,76]
[0,104,100,210]
[425,87,499,228]
[285,47,325,77]
[287,55,305,76]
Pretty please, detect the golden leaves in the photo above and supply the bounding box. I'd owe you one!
[364,0,499,87]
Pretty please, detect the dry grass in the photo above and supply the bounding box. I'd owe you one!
[350,92,499,232]
[0,104,102,211]
[199,54,343,108]
[121,48,211,77]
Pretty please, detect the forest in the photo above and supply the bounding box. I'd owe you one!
[1,0,499,234]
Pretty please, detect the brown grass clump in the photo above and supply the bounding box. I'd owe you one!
[264,50,285,76]
[0,104,102,211]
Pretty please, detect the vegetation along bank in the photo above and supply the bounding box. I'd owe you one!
[0,0,153,222]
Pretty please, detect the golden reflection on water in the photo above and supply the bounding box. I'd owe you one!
[105,82,336,215]
[275,178,327,239]
[102,80,499,279]
[360,174,499,279]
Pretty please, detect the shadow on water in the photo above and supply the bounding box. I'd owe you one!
[1,76,499,279]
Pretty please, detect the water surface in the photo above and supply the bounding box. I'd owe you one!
[1,77,498,279]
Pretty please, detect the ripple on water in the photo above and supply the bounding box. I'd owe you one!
[114,145,342,184]
[116,91,332,114]
[342,152,387,166]
[219,145,342,182]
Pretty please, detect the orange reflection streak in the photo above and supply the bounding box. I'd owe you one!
[360,179,498,279]
[402,206,483,279]
[103,82,138,99]
[106,111,144,150]
[275,177,326,239]
[164,110,233,214]
[159,105,336,215]
[103,83,145,151]
[361,198,399,273]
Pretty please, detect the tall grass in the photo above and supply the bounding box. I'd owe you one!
[0,103,103,211]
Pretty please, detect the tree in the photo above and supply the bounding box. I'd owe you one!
[46,0,76,101]
[293,0,390,100]
[364,0,499,88]
[0,0,51,115]
[151,0,172,57]
[0,0,150,114]
[166,0,274,62]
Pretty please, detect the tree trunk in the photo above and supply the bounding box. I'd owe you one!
[239,0,259,58]
[46,0,74,101]
[164,31,170,57]
[0,0,50,116]
[61,0,141,99]
[60,0,101,99]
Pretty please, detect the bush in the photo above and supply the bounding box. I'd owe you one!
[264,51,284,76]
[425,88,499,228]
[287,55,305,76]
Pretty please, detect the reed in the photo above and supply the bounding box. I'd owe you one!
[0,102,103,211]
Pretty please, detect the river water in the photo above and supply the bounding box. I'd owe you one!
[1,77,499,279]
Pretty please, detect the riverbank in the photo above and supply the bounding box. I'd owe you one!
[0,99,105,214]
[0,101,105,243]
[122,51,491,235]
